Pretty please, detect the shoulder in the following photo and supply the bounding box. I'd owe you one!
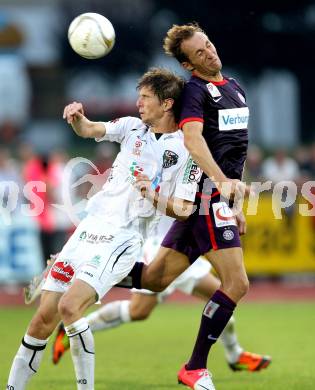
[111,116,145,129]
[226,76,246,96]
[162,131,188,169]
[184,77,206,93]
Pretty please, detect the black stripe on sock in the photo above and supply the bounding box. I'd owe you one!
[21,338,46,373]
[22,337,46,351]
[78,331,95,355]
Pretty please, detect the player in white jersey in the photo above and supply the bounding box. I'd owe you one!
[51,214,271,372]
[6,68,198,390]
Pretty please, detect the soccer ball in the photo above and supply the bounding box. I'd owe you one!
[68,13,115,59]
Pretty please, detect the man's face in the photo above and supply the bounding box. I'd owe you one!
[181,32,222,76]
[136,86,164,125]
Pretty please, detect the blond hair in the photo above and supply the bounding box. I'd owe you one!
[163,23,205,63]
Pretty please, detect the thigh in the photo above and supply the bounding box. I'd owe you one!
[141,247,191,291]
[60,279,98,318]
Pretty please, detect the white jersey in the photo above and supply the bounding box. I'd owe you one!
[43,117,200,300]
[86,116,196,239]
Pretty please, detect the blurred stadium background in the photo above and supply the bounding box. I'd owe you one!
[0,1,315,389]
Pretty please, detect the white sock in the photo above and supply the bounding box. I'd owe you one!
[87,300,131,332]
[65,318,95,390]
[219,316,243,364]
[7,334,47,390]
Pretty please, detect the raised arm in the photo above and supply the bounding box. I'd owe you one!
[63,101,106,139]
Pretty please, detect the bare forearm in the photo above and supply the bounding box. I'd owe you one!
[148,192,193,220]
[71,119,105,139]
[184,134,227,184]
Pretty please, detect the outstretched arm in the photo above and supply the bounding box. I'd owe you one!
[63,101,106,139]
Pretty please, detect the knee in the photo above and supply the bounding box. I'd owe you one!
[238,275,249,298]
[221,275,249,302]
[58,296,77,322]
[28,309,56,338]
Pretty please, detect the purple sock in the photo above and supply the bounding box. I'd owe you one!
[186,289,236,370]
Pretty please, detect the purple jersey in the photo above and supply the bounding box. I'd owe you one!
[179,75,248,180]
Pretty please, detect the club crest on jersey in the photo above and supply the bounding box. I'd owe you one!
[163,150,178,168]
[206,82,222,100]
[51,261,74,283]
[132,137,144,156]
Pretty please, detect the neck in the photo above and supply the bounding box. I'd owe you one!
[193,70,223,82]
[150,114,178,133]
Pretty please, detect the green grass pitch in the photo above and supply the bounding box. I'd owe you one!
[1,302,314,389]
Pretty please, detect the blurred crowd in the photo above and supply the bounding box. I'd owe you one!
[1,141,315,266]
[0,142,117,266]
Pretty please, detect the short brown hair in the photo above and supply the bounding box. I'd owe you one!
[163,23,205,63]
[137,67,184,119]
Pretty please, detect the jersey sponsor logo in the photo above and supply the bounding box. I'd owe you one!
[212,202,237,227]
[163,150,179,168]
[203,300,220,319]
[182,157,202,184]
[51,261,74,283]
[223,229,235,241]
[206,82,221,98]
[218,107,249,131]
[79,231,114,244]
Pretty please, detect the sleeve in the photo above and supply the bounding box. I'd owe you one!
[173,155,202,202]
[179,82,206,129]
[95,116,142,144]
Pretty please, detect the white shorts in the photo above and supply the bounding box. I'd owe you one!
[43,215,143,299]
[133,236,212,301]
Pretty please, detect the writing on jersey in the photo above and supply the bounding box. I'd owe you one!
[86,117,199,238]
[179,75,248,180]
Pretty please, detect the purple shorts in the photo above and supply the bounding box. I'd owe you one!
[161,192,241,264]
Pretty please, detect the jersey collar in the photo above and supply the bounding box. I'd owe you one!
[192,72,229,86]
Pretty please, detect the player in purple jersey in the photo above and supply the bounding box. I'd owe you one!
[121,23,256,390]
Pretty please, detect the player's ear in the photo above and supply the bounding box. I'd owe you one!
[163,98,174,112]
[182,61,194,71]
